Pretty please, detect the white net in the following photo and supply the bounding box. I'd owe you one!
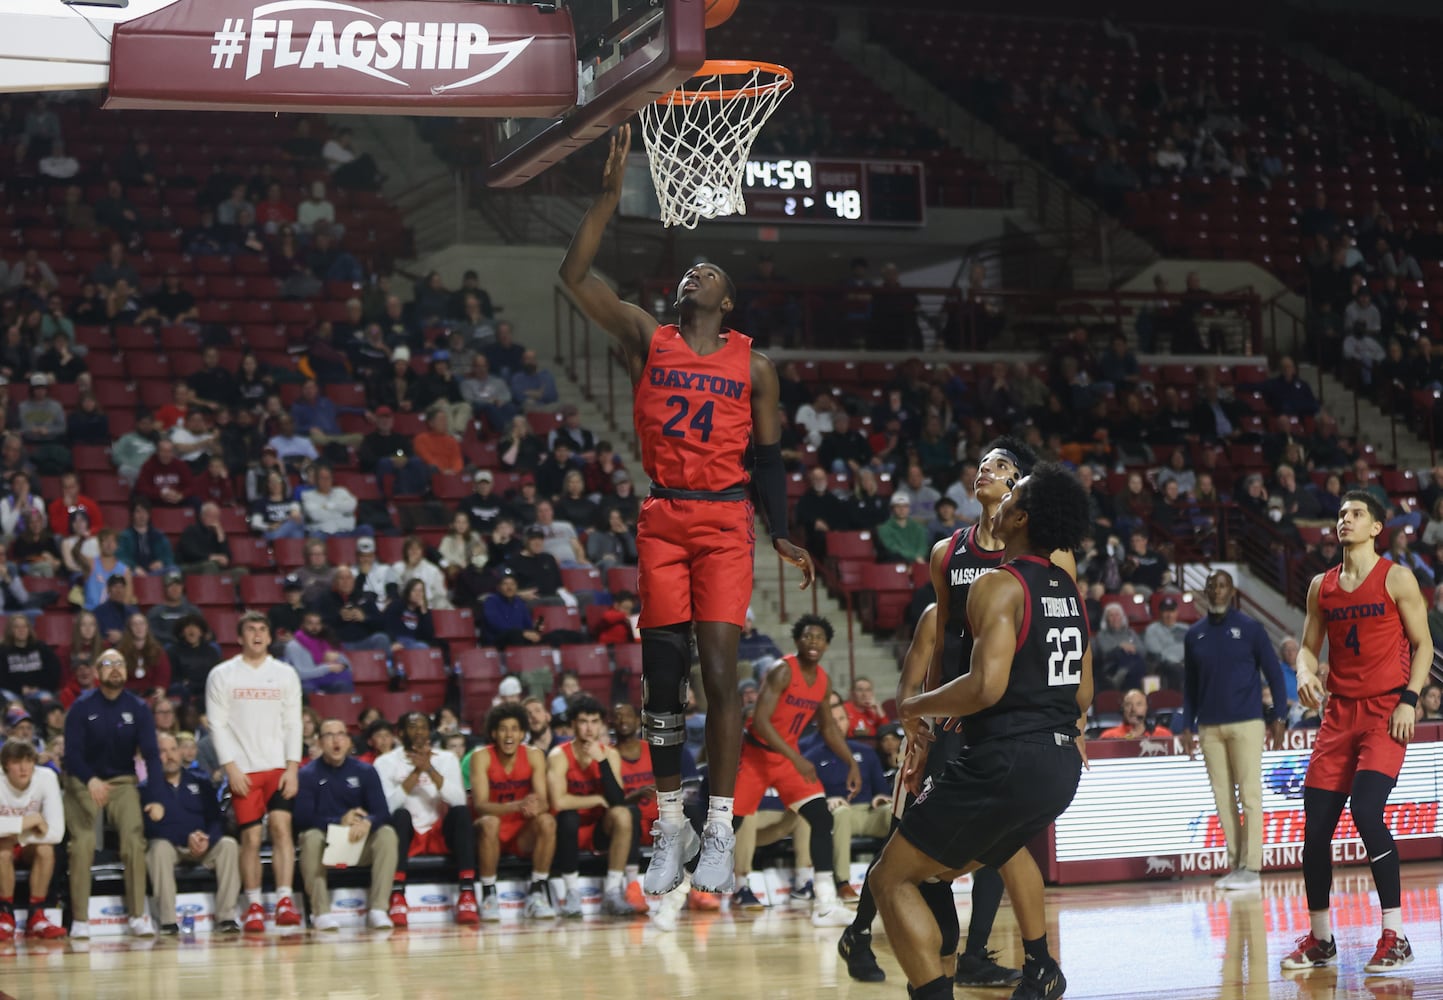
[639,61,793,229]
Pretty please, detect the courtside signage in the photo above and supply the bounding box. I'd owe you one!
[1047,743,1443,882]
[108,0,577,116]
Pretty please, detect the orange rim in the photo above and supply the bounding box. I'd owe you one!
[656,59,794,106]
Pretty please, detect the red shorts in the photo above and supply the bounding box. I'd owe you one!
[1305,693,1408,794]
[733,740,824,817]
[233,769,291,828]
[407,823,453,859]
[636,496,755,628]
[497,814,529,857]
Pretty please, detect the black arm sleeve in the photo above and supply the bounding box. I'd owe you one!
[600,758,626,807]
[752,443,790,542]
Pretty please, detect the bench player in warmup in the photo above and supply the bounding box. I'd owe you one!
[732,615,859,926]
[1282,491,1432,974]
[874,463,1094,1000]
[560,124,814,895]
[842,439,1076,988]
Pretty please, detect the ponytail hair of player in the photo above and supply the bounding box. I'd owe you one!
[1340,489,1386,524]
[1015,462,1091,555]
[982,435,1038,478]
[791,614,835,644]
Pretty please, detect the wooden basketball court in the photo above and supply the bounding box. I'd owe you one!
[5,865,1439,999]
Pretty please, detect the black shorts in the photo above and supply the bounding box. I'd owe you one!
[899,732,1082,872]
[925,723,966,783]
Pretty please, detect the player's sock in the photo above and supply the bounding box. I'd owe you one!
[481,877,497,897]
[531,872,550,900]
[1022,934,1052,969]
[605,870,625,894]
[912,975,953,1000]
[1310,911,1332,943]
[796,866,815,886]
[276,886,292,901]
[625,863,640,882]
[706,796,734,827]
[458,870,476,892]
[563,872,580,899]
[851,863,880,932]
[658,789,685,826]
[27,896,44,912]
[392,872,407,893]
[246,889,262,907]
[1382,908,1402,934]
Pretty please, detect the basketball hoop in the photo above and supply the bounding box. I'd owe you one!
[639,59,793,229]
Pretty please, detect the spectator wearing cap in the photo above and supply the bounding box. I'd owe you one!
[530,500,587,568]
[6,709,41,752]
[142,731,242,935]
[117,499,176,580]
[47,471,102,538]
[0,737,67,941]
[177,502,234,575]
[301,463,368,539]
[738,677,760,721]
[146,570,203,647]
[586,508,638,571]
[408,352,470,438]
[292,379,363,455]
[481,573,543,649]
[548,404,596,459]
[514,525,567,606]
[63,649,163,938]
[268,576,309,645]
[57,654,98,708]
[94,573,140,645]
[1143,596,1189,690]
[358,406,428,498]
[876,492,929,565]
[459,470,504,533]
[415,407,464,476]
[353,537,397,609]
[294,718,398,931]
[508,350,558,413]
[135,439,195,508]
[18,374,64,450]
[367,346,416,415]
[597,470,638,527]
[459,355,516,432]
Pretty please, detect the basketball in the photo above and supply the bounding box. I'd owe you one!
[705,0,740,29]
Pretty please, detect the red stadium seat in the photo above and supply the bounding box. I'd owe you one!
[229,538,274,572]
[239,574,286,606]
[396,648,449,701]
[151,507,195,536]
[307,693,368,729]
[535,606,581,636]
[826,532,875,561]
[132,575,165,607]
[185,575,238,607]
[349,649,391,686]
[503,646,556,678]
[559,644,611,680]
[432,607,476,641]
[273,538,307,568]
[455,646,503,682]
[560,567,603,595]
[36,614,74,648]
[605,566,638,595]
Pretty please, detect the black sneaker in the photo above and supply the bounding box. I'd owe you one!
[955,949,1023,987]
[730,885,765,912]
[1009,962,1066,1000]
[838,927,886,983]
[215,920,242,934]
[159,923,180,936]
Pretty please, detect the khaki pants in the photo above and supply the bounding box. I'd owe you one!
[735,809,805,877]
[146,836,241,925]
[297,825,399,915]
[64,775,147,917]
[823,802,893,876]
[1199,719,1264,871]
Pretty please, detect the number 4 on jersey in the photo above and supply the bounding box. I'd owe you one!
[661,395,714,443]
[1344,623,1360,658]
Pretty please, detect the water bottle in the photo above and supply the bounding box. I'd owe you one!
[181,912,195,937]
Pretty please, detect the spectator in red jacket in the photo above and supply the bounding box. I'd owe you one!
[842,676,890,739]
[46,471,102,537]
[592,592,638,645]
[134,439,193,507]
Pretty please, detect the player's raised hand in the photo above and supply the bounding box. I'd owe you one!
[774,539,815,589]
[603,124,632,197]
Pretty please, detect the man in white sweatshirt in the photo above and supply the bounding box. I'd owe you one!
[205,612,303,933]
[301,463,362,537]
[0,739,65,940]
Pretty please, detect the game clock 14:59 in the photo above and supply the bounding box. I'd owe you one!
[735,157,925,226]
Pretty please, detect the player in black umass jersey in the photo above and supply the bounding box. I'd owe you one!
[840,437,1063,987]
[872,464,1093,1000]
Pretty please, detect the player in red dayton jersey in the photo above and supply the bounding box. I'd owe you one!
[560,125,815,898]
[1282,491,1432,975]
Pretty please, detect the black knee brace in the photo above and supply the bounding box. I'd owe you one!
[797,797,835,875]
[921,878,960,957]
[642,624,692,777]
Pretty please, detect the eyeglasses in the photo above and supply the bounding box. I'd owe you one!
[97,659,124,668]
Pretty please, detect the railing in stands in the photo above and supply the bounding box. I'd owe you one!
[553,286,625,445]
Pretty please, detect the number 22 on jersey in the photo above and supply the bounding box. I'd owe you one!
[1046,626,1084,686]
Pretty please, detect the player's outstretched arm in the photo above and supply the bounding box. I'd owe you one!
[1388,562,1434,744]
[558,124,655,361]
[1294,575,1328,711]
[750,352,813,588]
[924,537,952,694]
